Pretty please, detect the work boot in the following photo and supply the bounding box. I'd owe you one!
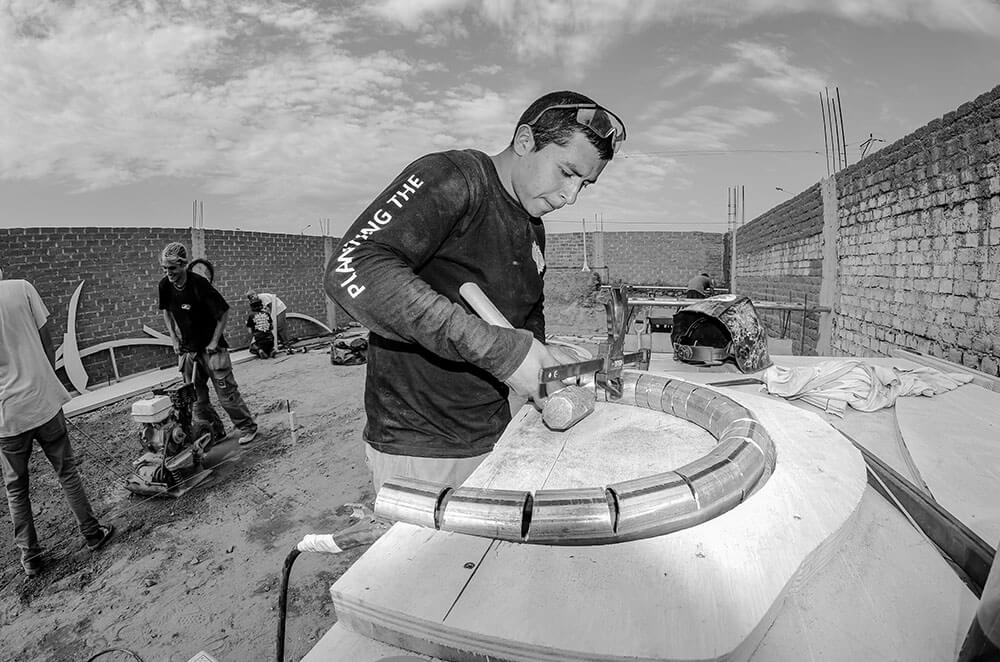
[20,551,43,577]
[86,524,115,552]
[237,428,259,446]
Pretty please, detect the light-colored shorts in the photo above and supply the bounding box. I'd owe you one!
[365,443,489,493]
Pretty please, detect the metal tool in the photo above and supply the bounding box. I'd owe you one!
[539,285,650,399]
[126,355,216,497]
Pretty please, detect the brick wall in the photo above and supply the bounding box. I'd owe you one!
[202,229,330,354]
[0,227,333,389]
[736,184,825,351]
[832,84,1000,373]
[736,82,1000,373]
[1,227,191,386]
[546,231,725,286]
[3,225,726,388]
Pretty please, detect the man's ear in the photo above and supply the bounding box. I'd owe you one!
[512,124,535,156]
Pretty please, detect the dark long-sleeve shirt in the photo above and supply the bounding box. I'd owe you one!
[325,149,546,458]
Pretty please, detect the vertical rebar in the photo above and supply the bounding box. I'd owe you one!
[827,91,841,172]
[836,87,849,168]
[820,93,831,177]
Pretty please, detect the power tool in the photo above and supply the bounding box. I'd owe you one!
[126,375,215,497]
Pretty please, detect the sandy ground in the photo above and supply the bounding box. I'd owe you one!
[0,311,606,662]
[0,349,375,662]
[0,283,607,662]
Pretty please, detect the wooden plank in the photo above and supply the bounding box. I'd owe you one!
[331,384,868,661]
[890,347,1000,393]
[466,405,717,491]
[895,384,1000,544]
[751,485,978,662]
[330,524,495,640]
[302,622,433,661]
[312,490,976,662]
[64,350,254,418]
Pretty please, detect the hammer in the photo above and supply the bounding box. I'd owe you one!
[460,283,596,431]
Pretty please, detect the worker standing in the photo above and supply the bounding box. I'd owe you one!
[325,90,626,491]
[0,268,114,577]
[158,243,259,446]
[685,272,714,299]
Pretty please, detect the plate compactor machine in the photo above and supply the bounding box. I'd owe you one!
[127,380,216,497]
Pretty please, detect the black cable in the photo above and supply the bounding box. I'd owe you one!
[276,547,301,662]
[85,648,145,662]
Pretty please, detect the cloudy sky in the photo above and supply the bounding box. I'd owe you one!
[2,0,1000,237]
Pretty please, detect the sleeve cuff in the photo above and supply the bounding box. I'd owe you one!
[491,328,534,383]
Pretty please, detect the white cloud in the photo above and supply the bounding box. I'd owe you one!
[644,105,778,150]
[708,41,829,103]
[0,0,486,216]
[364,0,1000,70]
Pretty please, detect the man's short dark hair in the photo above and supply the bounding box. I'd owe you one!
[515,90,617,161]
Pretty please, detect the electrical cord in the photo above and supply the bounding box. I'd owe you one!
[275,510,391,662]
[85,649,144,662]
[276,547,301,662]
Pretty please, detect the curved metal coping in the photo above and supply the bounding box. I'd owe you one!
[374,372,777,545]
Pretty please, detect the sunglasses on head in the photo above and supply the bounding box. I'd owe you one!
[524,103,627,153]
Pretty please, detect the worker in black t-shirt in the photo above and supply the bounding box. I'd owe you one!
[158,242,258,446]
[326,90,625,491]
[686,272,714,299]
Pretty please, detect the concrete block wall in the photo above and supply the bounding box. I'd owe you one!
[735,185,825,352]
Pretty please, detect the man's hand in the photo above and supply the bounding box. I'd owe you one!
[505,338,573,408]
[205,341,219,354]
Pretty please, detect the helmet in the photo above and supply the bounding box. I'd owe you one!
[670,295,772,373]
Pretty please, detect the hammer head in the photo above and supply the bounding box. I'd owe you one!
[542,385,596,431]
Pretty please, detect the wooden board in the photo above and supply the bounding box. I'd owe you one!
[331,383,868,661]
[309,486,977,662]
[891,348,1000,393]
[895,384,1000,544]
[64,350,254,418]
[750,485,977,661]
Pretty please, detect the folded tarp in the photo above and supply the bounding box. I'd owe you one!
[759,360,974,416]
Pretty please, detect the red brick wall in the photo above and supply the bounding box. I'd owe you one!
[546,231,725,286]
[0,227,333,389]
[736,82,1000,371]
[202,229,330,352]
[833,84,1000,373]
[735,184,825,352]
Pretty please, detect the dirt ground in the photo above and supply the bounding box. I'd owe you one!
[0,296,606,662]
[0,349,376,662]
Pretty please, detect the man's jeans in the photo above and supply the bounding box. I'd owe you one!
[0,411,102,558]
[181,349,256,437]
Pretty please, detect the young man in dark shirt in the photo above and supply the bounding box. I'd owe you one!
[158,242,258,445]
[325,90,625,491]
[686,272,715,299]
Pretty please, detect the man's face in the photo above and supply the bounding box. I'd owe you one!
[161,260,185,284]
[511,130,608,217]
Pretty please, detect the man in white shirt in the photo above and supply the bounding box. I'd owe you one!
[0,270,114,576]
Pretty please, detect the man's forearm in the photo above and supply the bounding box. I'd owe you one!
[210,310,228,347]
[162,311,180,345]
[38,323,56,369]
